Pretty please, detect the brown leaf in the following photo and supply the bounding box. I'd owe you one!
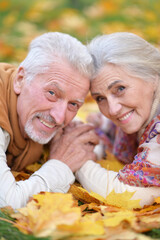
[11,171,30,181]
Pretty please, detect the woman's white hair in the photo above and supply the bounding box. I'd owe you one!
[19,32,94,82]
[88,32,160,136]
[88,32,160,81]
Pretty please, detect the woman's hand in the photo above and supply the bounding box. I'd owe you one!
[49,123,99,172]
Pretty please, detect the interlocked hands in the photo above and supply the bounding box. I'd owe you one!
[49,122,99,172]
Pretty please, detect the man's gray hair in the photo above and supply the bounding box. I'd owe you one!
[88,32,160,81]
[19,32,94,82]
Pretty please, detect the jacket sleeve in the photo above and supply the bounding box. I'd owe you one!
[0,128,75,209]
[76,160,160,208]
[76,120,160,208]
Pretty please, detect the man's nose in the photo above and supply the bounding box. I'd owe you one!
[108,98,121,117]
[50,101,67,125]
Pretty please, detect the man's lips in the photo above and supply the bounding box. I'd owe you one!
[39,118,55,129]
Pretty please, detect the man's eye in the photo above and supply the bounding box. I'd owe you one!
[49,90,55,96]
[69,102,79,111]
[70,102,78,108]
[71,102,77,106]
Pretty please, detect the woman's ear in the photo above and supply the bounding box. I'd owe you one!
[13,67,25,94]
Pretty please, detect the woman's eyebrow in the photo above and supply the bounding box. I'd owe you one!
[108,80,122,90]
[91,80,123,96]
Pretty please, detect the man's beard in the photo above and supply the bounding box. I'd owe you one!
[24,113,58,144]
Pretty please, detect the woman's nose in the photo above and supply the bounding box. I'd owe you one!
[108,98,121,117]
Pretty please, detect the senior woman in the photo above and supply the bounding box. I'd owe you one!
[75,32,160,208]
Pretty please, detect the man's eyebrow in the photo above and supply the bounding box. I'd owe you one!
[50,82,64,94]
[49,83,84,103]
[108,80,122,90]
[76,99,84,103]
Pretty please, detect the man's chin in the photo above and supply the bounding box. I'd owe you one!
[25,130,58,145]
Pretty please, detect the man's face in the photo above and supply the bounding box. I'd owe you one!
[14,59,90,144]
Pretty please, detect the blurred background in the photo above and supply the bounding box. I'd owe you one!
[0,0,160,64]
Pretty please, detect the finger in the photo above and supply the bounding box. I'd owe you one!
[64,121,84,134]
[63,123,96,138]
[83,143,96,152]
[66,120,83,128]
[49,128,63,143]
[72,120,84,126]
[80,152,97,166]
[87,152,97,162]
[76,130,99,145]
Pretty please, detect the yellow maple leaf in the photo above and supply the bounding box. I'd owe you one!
[154,196,160,204]
[25,162,41,173]
[13,192,81,237]
[104,190,141,210]
[103,210,136,227]
[58,213,104,236]
[58,220,104,236]
[97,150,124,172]
[12,171,30,181]
[70,185,141,210]
[137,204,160,215]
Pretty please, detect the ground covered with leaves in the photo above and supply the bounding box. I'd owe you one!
[1,185,160,240]
[1,152,160,239]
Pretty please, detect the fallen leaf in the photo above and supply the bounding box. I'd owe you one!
[11,171,30,181]
[12,192,81,237]
[97,151,124,172]
[103,210,136,227]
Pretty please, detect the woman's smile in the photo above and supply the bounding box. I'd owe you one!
[118,110,134,123]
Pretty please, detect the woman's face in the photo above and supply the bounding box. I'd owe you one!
[91,63,156,134]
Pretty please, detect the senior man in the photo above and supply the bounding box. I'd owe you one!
[0,32,98,208]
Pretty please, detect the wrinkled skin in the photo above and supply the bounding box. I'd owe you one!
[91,63,156,134]
[14,57,98,171]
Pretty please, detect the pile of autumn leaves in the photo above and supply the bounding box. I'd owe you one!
[1,151,160,239]
[2,151,160,240]
[2,186,160,240]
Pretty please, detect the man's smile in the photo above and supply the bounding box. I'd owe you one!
[39,117,56,129]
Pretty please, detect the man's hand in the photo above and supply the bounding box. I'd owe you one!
[49,123,99,172]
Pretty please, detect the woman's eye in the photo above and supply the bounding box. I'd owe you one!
[117,86,125,92]
[49,90,55,96]
[96,96,104,103]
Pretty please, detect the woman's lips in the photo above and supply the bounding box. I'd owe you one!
[118,110,134,122]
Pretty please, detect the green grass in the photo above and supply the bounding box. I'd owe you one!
[0,209,50,240]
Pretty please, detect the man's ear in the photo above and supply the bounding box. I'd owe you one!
[13,67,25,94]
